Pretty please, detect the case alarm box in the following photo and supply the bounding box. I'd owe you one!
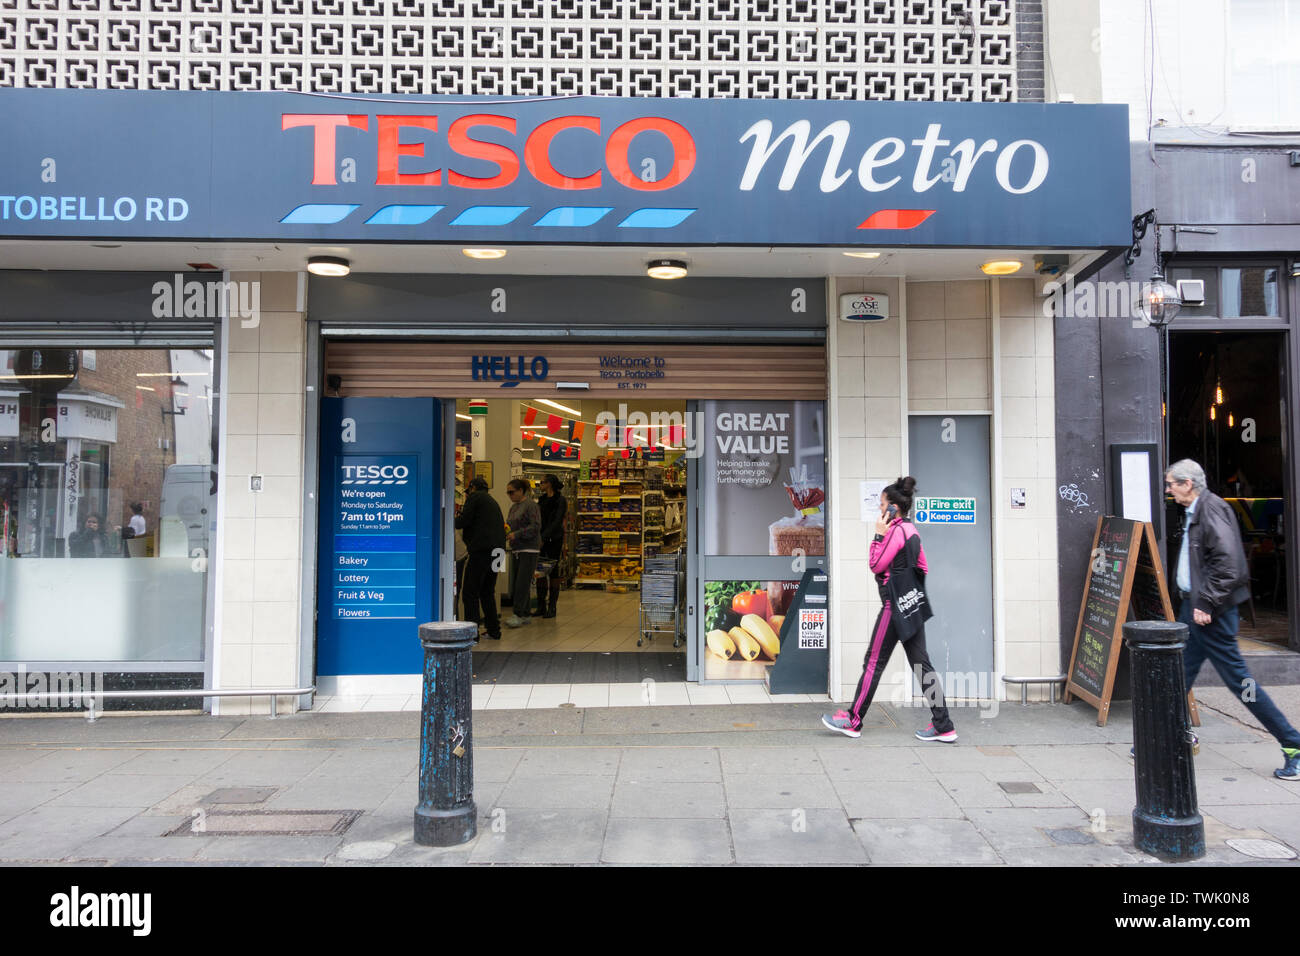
[839,293,889,322]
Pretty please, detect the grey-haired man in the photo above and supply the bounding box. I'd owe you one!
[1165,459,1300,780]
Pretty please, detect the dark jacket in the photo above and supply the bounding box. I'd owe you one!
[538,492,567,558]
[1181,490,1251,616]
[455,490,506,554]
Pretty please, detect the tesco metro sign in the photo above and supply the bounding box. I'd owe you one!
[0,92,1132,247]
[281,112,1048,200]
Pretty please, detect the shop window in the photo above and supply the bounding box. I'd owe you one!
[0,347,215,664]
[1169,265,1282,319]
[1222,267,1280,318]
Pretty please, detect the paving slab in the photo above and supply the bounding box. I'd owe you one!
[962,806,1095,851]
[852,818,1001,865]
[723,773,842,810]
[730,809,867,865]
[1014,744,1136,781]
[496,773,615,810]
[111,748,238,776]
[616,747,722,782]
[1205,804,1300,851]
[193,749,333,787]
[718,746,827,775]
[611,779,726,818]
[1054,778,1138,817]
[0,805,140,860]
[601,818,732,864]
[816,745,934,782]
[996,844,1152,866]
[195,835,345,862]
[264,776,403,812]
[68,834,214,862]
[6,748,143,783]
[471,747,526,782]
[934,772,1013,809]
[834,779,963,820]
[1193,772,1300,806]
[0,780,81,821]
[514,747,622,776]
[468,809,606,864]
[47,773,193,809]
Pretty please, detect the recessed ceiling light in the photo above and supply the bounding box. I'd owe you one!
[647,259,688,279]
[536,398,583,417]
[842,251,881,259]
[980,260,1022,276]
[462,248,507,260]
[307,255,350,277]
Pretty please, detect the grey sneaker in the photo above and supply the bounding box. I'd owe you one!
[504,615,527,628]
[820,711,861,738]
[915,723,957,743]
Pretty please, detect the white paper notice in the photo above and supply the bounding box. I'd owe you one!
[1120,451,1152,522]
[860,480,888,523]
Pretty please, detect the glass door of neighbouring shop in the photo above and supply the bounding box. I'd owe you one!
[316,397,440,677]
[1169,330,1292,649]
[697,400,827,683]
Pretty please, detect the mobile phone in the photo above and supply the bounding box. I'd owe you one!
[886,504,898,519]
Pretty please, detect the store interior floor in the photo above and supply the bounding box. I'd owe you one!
[477,587,672,653]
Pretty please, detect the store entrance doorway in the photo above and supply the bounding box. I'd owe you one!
[450,396,691,685]
[1168,330,1292,649]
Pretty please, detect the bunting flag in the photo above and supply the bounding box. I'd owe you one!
[606,450,615,458]
[595,424,609,446]
[523,430,534,441]
[551,442,560,453]
[564,446,574,458]
[624,426,634,446]
[620,448,630,459]
[523,406,537,426]
[570,420,585,443]
[536,436,546,448]
[669,425,683,445]
[546,414,562,434]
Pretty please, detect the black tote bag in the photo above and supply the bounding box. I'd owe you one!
[883,530,933,641]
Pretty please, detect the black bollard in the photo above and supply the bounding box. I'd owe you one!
[414,620,477,847]
[1125,619,1204,861]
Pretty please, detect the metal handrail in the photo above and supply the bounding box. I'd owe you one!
[0,686,315,720]
[1001,674,1067,705]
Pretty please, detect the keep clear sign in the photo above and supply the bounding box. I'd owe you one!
[912,496,977,525]
[334,455,417,620]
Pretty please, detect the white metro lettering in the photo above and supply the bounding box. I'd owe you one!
[738,119,1049,196]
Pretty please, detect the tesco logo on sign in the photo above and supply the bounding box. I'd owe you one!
[839,292,889,322]
[283,113,697,191]
[341,464,410,482]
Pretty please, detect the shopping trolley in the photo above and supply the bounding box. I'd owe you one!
[638,557,684,647]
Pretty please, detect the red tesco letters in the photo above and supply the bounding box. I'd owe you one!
[281,112,696,191]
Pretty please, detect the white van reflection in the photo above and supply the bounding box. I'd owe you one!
[158,464,211,559]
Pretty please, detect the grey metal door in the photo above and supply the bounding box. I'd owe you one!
[906,414,995,688]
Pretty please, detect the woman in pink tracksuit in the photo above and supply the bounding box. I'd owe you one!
[821,476,957,742]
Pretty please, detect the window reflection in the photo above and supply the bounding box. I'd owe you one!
[0,348,214,662]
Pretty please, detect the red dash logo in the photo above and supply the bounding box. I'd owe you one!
[858,209,935,229]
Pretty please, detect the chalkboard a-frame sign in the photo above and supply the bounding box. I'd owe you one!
[1063,516,1202,727]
